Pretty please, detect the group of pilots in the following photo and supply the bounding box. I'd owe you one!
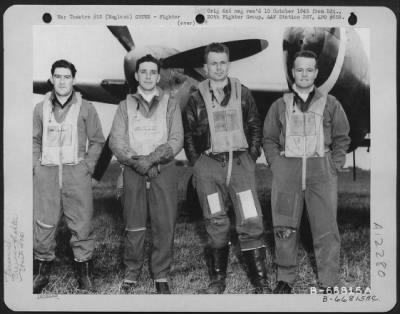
[32,42,350,294]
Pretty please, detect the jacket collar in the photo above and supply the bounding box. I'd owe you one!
[207,78,231,107]
[132,86,164,109]
[137,86,160,101]
[51,90,75,109]
[291,85,324,112]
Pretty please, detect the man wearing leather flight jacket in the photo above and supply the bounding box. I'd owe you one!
[183,42,270,294]
[184,81,262,165]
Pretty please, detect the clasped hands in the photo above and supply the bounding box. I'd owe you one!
[127,155,159,178]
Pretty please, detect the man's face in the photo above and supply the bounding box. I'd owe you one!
[134,61,160,91]
[204,52,229,82]
[51,67,74,97]
[292,57,318,90]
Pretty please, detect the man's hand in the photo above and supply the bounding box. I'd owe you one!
[248,147,259,162]
[126,157,139,169]
[126,156,144,175]
[149,144,174,165]
[127,156,153,176]
[249,151,258,162]
[33,159,40,176]
[147,166,159,179]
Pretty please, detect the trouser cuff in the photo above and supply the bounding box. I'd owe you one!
[34,256,54,262]
[277,265,297,284]
[241,244,265,252]
[154,272,169,281]
[73,257,92,262]
[239,239,264,251]
[154,278,168,282]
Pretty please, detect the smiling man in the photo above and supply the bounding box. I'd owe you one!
[32,59,105,293]
[183,43,270,294]
[109,54,183,294]
[263,50,350,294]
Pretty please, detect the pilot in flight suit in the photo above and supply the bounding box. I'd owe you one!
[183,42,270,294]
[263,50,350,293]
[33,59,105,293]
[109,54,183,294]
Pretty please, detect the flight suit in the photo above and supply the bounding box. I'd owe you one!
[33,91,105,262]
[183,78,269,294]
[109,89,183,282]
[194,78,264,250]
[263,88,350,287]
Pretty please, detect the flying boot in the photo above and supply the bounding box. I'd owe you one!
[199,245,229,294]
[242,247,272,294]
[273,281,293,294]
[33,259,52,294]
[155,281,171,294]
[75,260,95,292]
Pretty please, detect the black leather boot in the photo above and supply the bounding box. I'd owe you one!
[242,247,271,294]
[199,246,229,294]
[75,260,95,292]
[155,282,171,294]
[273,281,292,294]
[33,260,52,294]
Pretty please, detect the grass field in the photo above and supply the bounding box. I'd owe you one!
[43,161,370,294]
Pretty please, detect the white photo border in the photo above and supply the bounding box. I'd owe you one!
[3,4,397,312]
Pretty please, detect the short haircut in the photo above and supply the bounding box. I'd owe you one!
[136,54,161,73]
[51,59,77,77]
[292,50,319,68]
[204,42,230,64]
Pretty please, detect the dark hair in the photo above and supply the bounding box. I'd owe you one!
[51,59,77,77]
[204,42,230,64]
[292,50,319,68]
[136,54,161,73]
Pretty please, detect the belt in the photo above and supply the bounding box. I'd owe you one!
[203,151,245,163]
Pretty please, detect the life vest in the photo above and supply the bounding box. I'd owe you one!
[126,93,169,155]
[41,92,81,166]
[283,92,326,158]
[198,78,248,153]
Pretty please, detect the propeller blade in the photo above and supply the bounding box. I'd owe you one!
[184,68,206,81]
[161,39,268,69]
[107,26,135,51]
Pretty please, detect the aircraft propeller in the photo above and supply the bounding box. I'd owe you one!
[160,39,269,69]
[107,26,135,51]
[107,26,268,70]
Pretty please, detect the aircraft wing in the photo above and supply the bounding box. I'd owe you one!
[33,79,128,105]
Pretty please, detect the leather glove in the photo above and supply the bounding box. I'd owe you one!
[148,144,174,165]
[133,156,153,175]
[125,157,139,168]
[125,156,146,176]
[147,166,159,179]
[125,158,137,170]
